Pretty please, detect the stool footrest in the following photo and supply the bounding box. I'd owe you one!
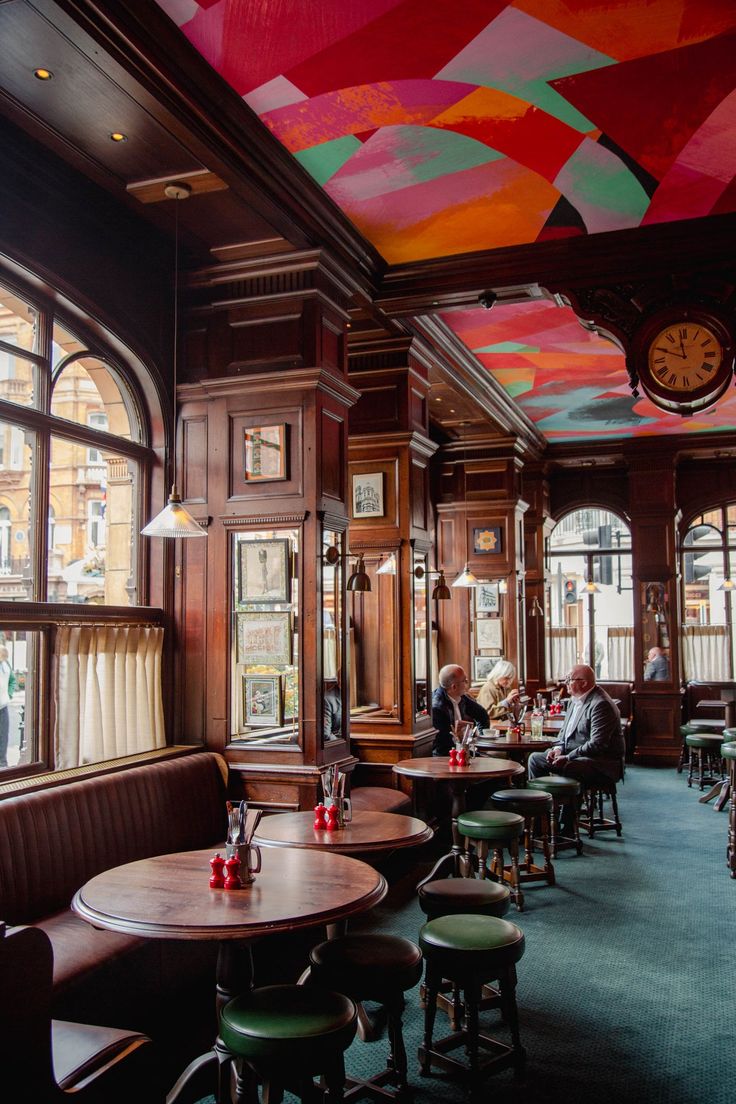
[419,1030,524,1081]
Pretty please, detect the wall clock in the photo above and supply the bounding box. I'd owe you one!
[629,307,735,415]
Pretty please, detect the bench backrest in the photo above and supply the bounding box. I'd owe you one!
[0,753,227,924]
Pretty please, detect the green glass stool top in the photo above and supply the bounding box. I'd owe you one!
[457,810,524,842]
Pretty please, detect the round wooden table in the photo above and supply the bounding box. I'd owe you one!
[392,756,524,883]
[254,810,433,855]
[72,846,387,1104]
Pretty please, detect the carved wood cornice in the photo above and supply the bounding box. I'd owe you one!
[409,317,545,456]
[347,430,438,461]
[222,513,309,527]
[179,368,361,409]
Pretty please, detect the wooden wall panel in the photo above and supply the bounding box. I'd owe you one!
[321,409,344,502]
[182,414,208,503]
[229,407,303,500]
[349,457,399,529]
[350,385,400,433]
[411,459,427,530]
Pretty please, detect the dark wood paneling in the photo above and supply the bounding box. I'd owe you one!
[182,414,208,503]
[349,457,399,529]
[410,386,427,434]
[350,385,400,433]
[411,459,427,530]
[321,409,344,502]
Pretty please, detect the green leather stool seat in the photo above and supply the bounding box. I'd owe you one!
[418,877,511,919]
[490,788,553,816]
[457,810,524,842]
[419,914,525,981]
[527,775,580,797]
[685,733,725,749]
[722,729,736,741]
[722,741,736,761]
[309,934,422,1003]
[683,720,724,733]
[220,984,357,1068]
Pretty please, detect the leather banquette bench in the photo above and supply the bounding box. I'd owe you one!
[0,750,227,1036]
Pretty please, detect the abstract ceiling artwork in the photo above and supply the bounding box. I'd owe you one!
[441,301,736,441]
[159,0,736,263]
[156,0,736,442]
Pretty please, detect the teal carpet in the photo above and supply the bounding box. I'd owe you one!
[197,766,736,1103]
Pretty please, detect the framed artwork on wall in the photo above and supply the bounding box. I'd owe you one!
[472,526,502,554]
[473,655,496,682]
[351,472,384,518]
[243,674,283,727]
[238,538,290,604]
[244,424,287,482]
[236,612,292,665]
[475,617,503,653]
[475,581,499,614]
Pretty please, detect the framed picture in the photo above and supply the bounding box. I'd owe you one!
[352,472,384,518]
[238,538,290,604]
[472,526,503,554]
[244,424,287,482]
[473,655,496,682]
[243,674,283,727]
[236,612,292,665]
[475,581,499,614]
[475,617,503,653]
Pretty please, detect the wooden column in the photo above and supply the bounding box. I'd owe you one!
[629,454,681,763]
[435,439,528,693]
[347,339,437,784]
[523,465,553,697]
[176,248,361,809]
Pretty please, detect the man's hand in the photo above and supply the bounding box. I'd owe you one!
[546,746,561,763]
[554,755,568,768]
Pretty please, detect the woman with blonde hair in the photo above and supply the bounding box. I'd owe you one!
[477,659,520,719]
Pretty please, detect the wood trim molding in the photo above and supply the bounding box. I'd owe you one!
[179,369,361,408]
[222,513,309,527]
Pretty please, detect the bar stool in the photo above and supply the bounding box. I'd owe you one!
[219,984,358,1104]
[418,914,526,1088]
[456,810,525,911]
[526,776,583,856]
[308,934,423,1102]
[417,878,511,1029]
[678,723,720,774]
[684,732,724,790]
[489,789,556,887]
[578,782,623,838]
[721,741,736,877]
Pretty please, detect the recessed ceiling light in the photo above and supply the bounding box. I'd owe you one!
[33,68,53,80]
[110,132,128,142]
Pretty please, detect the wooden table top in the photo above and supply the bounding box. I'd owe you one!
[492,718,564,735]
[478,735,556,752]
[71,847,387,942]
[254,810,433,854]
[393,756,524,783]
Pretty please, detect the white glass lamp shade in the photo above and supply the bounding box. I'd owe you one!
[451,564,479,588]
[141,485,206,538]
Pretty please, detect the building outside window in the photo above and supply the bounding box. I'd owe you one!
[546,509,634,681]
[681,506,736,681]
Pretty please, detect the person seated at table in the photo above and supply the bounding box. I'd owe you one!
[527,664,624,788]
[644,646,670,681]
[477,659,520,719]
[431,664,489,756]
[323,680,342,741]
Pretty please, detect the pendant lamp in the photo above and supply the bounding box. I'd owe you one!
[452,422,478,587]
[347,552,371,592]
[141,182,206,539]
[718,577,736,591]
[376,552,397,575]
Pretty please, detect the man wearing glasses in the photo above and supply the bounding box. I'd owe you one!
[527,664,624,786]
[432,664,490,756]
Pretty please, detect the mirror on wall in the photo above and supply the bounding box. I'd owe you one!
[640,581,672,684]
[349,550,400,722]
[230,527,300,747]
[413,551,429,718]
[322,528,345,745]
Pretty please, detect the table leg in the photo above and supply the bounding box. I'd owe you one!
[166,941,255,1104]
[416,784,468,889]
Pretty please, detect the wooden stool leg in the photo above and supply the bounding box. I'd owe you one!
[523,820,534,868]
[549,800,559,858]
[610,789,622,836]
[729,768,736,878]
[386,1000,409,1092]
[420,972,439,1074]
[687,747,694,788]
[571,799,583,855]
[464,982,481,1076]
[323,1055,346,1104]
[541,811,555,885]
[499,966,525,1077]
[508,838,524,912]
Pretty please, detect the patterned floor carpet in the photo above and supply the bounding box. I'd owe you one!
[197,765,735,1104]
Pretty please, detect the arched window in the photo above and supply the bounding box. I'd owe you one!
[0,273,162,775]
[547,509,633,680]
[680,507,736,680]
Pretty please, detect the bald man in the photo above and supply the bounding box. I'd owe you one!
[431,664,489,756]
[527,664,624,785]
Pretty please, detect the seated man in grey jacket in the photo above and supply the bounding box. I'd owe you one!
[528,664,624,786]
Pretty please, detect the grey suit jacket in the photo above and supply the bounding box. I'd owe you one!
[555,686,625,780]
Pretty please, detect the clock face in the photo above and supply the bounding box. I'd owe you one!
[648,323,723,393]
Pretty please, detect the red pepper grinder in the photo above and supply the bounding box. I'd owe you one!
[448,748,458,766]
[224,854,242,890]
[456,748,467,767]
[314,802,327,830]
[325,803,339,831]
[209,852,225,889]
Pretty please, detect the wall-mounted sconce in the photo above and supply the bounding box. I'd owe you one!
[431,570,451,601]
[528,596,544,617]
[347,552,371,592]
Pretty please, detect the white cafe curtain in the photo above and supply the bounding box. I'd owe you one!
[549,627,577,680]
[682,625,730,682]
[54,625,166,768]
[607,627,634,680]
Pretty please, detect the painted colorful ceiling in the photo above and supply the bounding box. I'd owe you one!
[157,1,736,441]
[160,0,736,264]
[442,300,736,441]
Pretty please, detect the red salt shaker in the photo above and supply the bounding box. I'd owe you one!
[457,748,467,766]
[448,748,457,766]
[325,804,339,831]
[224,854,242,890]
[209,852,225,889]
[314,802,327,830]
